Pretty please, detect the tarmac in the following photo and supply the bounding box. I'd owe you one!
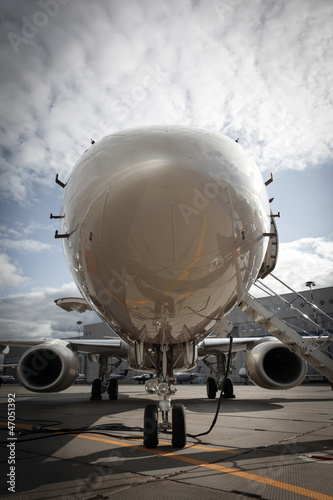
[0,382,332,500]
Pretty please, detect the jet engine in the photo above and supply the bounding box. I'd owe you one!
[16,340,79,393]
[245,341,307,390]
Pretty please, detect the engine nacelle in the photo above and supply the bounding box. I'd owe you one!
[16,340,79,393]
[245,341,307,390]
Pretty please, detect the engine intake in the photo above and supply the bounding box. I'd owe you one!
[245,341,307,390]
[16,340,79,393]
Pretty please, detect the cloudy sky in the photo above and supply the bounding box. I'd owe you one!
[0,0,332,340]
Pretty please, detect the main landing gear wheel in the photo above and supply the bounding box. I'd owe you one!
[223,377,235,399]
[172,403,186,448]
[207,377,217,399]
[143,404,159,448]
[90,378,102,400]
[108,379,118,400]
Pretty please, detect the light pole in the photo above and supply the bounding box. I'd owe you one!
[77,320,82,339]
[305,281,319,335]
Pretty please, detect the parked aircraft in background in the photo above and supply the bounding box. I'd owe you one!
[239,365,249,384]
[74,373,87,384]
[175,366,203,384]
[132,373,153,384]
[2,125,314,449]
[107,369,129,381]
[0,375,16,384]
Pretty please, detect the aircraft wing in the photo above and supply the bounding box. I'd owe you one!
[198,336,274,356]
[198,335,329,352]
[63,338,125,354]
[0,338,126,357]
[0,336,275,361]
[1,340,45,350]
[1,335,322,358]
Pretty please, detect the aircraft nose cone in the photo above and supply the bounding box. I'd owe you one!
[80,160,236,341]
[63,126,269,344]
[99,161,220,266]
[94,161,234,289]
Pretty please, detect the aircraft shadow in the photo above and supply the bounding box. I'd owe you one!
[0,388,332,497]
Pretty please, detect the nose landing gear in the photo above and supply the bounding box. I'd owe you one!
[141,336,193,449]
[143,379,187,449]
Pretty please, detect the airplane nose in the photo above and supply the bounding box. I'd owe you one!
[99,161,230,265]
[64,126,269,344]
[89,160,234,287]
[80,159,237,339]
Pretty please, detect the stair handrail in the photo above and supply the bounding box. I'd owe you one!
[270,273,333,324]
[252,277,332,343]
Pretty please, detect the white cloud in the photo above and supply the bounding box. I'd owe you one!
[0,0,332,203]
[0,223,57,269]
[0,238,54,253]
[0,221,55,239]
[0,0,332,338]
[0,253,29,290]
[0,282,98,340]
[251,237,333,296]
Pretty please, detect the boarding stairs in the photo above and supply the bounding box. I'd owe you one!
[239,274,333,382]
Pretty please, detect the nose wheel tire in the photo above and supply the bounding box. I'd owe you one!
[144,404,159,448]
[172,403,186,448]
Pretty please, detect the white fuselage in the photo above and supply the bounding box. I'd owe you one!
[61,126,270,346]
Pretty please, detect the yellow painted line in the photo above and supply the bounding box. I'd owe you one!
[185,443,240,453]
[0,421,240,455]
[74,433,333,500]
[3,422,331,500]
[131,437,241,453]
[0,423,237,453]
